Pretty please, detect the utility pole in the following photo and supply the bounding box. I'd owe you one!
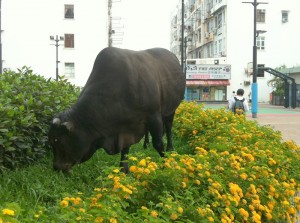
[242,0,268,118]
[181,0,184,73]
[50,35,64,81]
[0,0,2,74]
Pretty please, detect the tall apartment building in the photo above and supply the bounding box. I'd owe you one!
[171,0,300,102]
[1,0,109,86]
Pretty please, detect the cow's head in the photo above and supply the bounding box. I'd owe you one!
[48,116,97,172]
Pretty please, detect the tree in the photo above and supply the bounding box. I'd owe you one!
[267,65,286,96]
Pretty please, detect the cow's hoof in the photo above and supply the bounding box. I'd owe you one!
[166,148,175,152]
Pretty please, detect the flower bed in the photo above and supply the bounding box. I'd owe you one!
[1,101,299,222]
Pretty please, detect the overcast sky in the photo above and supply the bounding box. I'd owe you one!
[112,0,178,50]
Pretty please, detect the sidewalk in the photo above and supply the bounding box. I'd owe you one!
[205,103,300,145]
[246,103,300,145]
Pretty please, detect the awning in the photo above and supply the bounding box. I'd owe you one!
[186,80,230,86]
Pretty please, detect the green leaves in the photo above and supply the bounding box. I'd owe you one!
[0,66,80,172]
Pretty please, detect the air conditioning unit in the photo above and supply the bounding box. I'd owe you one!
[244,81,251,86]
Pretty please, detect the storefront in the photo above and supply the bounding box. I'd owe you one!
[185,63,231,102]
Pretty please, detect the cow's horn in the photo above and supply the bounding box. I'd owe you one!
[53,118,61,126]
[62,121,74,131]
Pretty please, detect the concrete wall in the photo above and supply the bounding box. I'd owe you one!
[2,0,108,86]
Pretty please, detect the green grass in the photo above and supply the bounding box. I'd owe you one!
[0,139,168,220]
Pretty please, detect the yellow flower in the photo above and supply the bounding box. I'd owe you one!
[129,165,137,172]
[170,213,178,220]
[138,159,147,166]
[252,211,261,223]
[182,182,187,188]
[208,216,214,222]
[266,212,272,220]
[143,168,151,174]
[113,169,120,173]
[109,218,118,223]
[94,217,104,223]
[151,211,158,217]
[240,173,248,180]
[268,158,276,166]
[72,197,82,205]
[2,209,15,216]
[238,208,249,219]
[129,156,137,161]
[60,200,69,207]
[282,200,289,206]
[79,208,86,213]
[178,207,183,214]
[197,207,205,216]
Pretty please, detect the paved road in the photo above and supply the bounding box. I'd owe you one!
[246,104,300,145]
[205,103,300,145]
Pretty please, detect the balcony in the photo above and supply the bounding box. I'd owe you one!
[210,0,227,14]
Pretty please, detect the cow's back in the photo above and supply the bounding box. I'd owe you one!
[82,47,185,116]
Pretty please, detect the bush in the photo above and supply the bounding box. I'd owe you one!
[0,66,80,172]
[0,102,299,222]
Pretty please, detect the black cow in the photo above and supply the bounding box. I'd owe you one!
[48,47,185,173]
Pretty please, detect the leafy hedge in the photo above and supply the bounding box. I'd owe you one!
[0,67,80,172]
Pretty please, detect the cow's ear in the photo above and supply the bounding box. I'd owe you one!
[53,118,61,126]
[62,121,74,132]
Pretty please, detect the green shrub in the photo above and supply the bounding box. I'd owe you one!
[0,66,80,172]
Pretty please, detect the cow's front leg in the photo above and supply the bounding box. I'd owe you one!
[120,147,130,173]
[148,113,165,157]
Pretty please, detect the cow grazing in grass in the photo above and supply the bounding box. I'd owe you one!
[48,47,186,173]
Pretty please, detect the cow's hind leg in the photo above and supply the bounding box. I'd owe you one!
[143,131,150,149]
[148,113,165,157]
[163,112,175,151]
[120,147,130,173]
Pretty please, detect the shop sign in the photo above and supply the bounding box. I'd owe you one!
[186,64,231,79]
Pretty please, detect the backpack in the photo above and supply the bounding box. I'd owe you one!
[232,97,245,115]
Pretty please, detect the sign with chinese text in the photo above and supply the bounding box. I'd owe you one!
[186,64,231,79]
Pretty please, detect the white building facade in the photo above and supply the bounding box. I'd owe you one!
[1,0,109,86]
[171,0,300,102]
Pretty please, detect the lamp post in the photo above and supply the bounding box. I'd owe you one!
[242,0,267,118]
[0,0,2,74]
[181,0,184,73]
[50,35,64,81]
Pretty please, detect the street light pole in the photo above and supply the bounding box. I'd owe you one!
[242,0,267,118]
[50,35,64,81]
[181,0,184,73]
[252,0,258,118]
[0,0,2,74]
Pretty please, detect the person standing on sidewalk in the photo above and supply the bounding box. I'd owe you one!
[228,88,249,114]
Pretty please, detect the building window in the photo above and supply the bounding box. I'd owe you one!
[64,34,74,48]
[65,63,75,78]
[218,39,222,54]
[257,36,265,50]
[65,5,74,19]
[216,12,222,29]
[214,41,217,55]
[257,64,265,77]
[282,10,289,23]
[256,9,266,23]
